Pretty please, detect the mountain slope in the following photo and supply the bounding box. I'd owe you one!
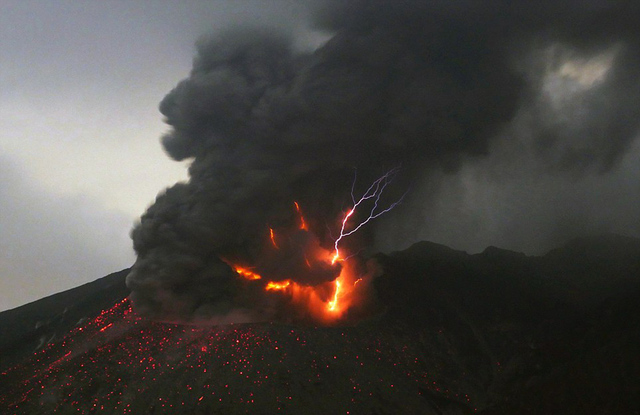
[1,234,639,414]
[0,268,130,371]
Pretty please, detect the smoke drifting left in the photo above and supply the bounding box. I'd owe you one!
[127,1,640,324]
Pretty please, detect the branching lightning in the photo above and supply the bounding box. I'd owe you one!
[226,169,405,319]
[331,167,405,264]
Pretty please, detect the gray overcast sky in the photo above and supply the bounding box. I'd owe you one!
[0,0,322,311]
[2,1,639,312]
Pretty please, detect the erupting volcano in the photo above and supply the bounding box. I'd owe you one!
[217,167,403,325]
[3,1,640,413]
[0,297,454,414]
[3,235,640,414]
[123,0,640,327]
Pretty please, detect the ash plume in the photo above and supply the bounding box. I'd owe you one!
[127,1,640,322]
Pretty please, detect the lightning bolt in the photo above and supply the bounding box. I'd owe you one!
[331,167,405,264]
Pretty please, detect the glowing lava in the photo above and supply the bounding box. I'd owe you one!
[265,280,291,291]
[327,279,342,312]
[231,265,262,281]
[227,169,403,324]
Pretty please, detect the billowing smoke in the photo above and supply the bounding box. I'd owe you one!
[127,1,640,323]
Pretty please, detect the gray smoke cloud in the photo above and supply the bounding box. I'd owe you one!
[127,0,640,322]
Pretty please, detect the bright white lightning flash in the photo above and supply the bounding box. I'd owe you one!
[331,167,405,264]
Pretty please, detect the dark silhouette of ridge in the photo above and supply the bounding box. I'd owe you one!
[1,234,638,414]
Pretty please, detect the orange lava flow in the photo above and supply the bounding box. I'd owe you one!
[265,280,291,291]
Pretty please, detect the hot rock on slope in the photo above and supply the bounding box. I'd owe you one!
[1,234,639,414]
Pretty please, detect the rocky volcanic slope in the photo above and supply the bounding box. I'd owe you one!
[0,269,130,371]
[1,234,639,414]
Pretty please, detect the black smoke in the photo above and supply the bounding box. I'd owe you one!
[127,0,640,322]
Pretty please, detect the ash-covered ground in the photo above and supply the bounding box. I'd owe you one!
[1,234,639,414]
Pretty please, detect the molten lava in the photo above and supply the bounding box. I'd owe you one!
[265,280,291,291]
[327,279,342,312]
[230,204,358,323]
[231,265,262,281]
[226,170,402,325]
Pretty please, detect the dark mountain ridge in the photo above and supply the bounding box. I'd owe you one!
[1,234,639,414]
[0,268,130,371]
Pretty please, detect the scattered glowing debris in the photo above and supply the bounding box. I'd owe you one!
[0,297,460,414]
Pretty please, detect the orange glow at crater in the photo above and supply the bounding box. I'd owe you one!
[229,251,367,324]
[225,209,371,324]
[222,170,400,324]
[281,260,365,324]
[327,279,342,312]
[224,187,393,325]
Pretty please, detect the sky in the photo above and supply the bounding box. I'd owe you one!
[0,0,323,311]
[2,1,639,313]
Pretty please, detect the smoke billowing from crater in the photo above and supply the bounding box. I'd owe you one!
[127,1,640,323]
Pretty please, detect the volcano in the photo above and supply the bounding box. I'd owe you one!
[1,234,639,414]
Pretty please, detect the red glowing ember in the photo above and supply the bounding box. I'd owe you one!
[0,296,450,414]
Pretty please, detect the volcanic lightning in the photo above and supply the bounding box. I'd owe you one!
[237,169,405,322]
[125,1,640,328]
[327,279,342,312]
[331,167,405,265]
